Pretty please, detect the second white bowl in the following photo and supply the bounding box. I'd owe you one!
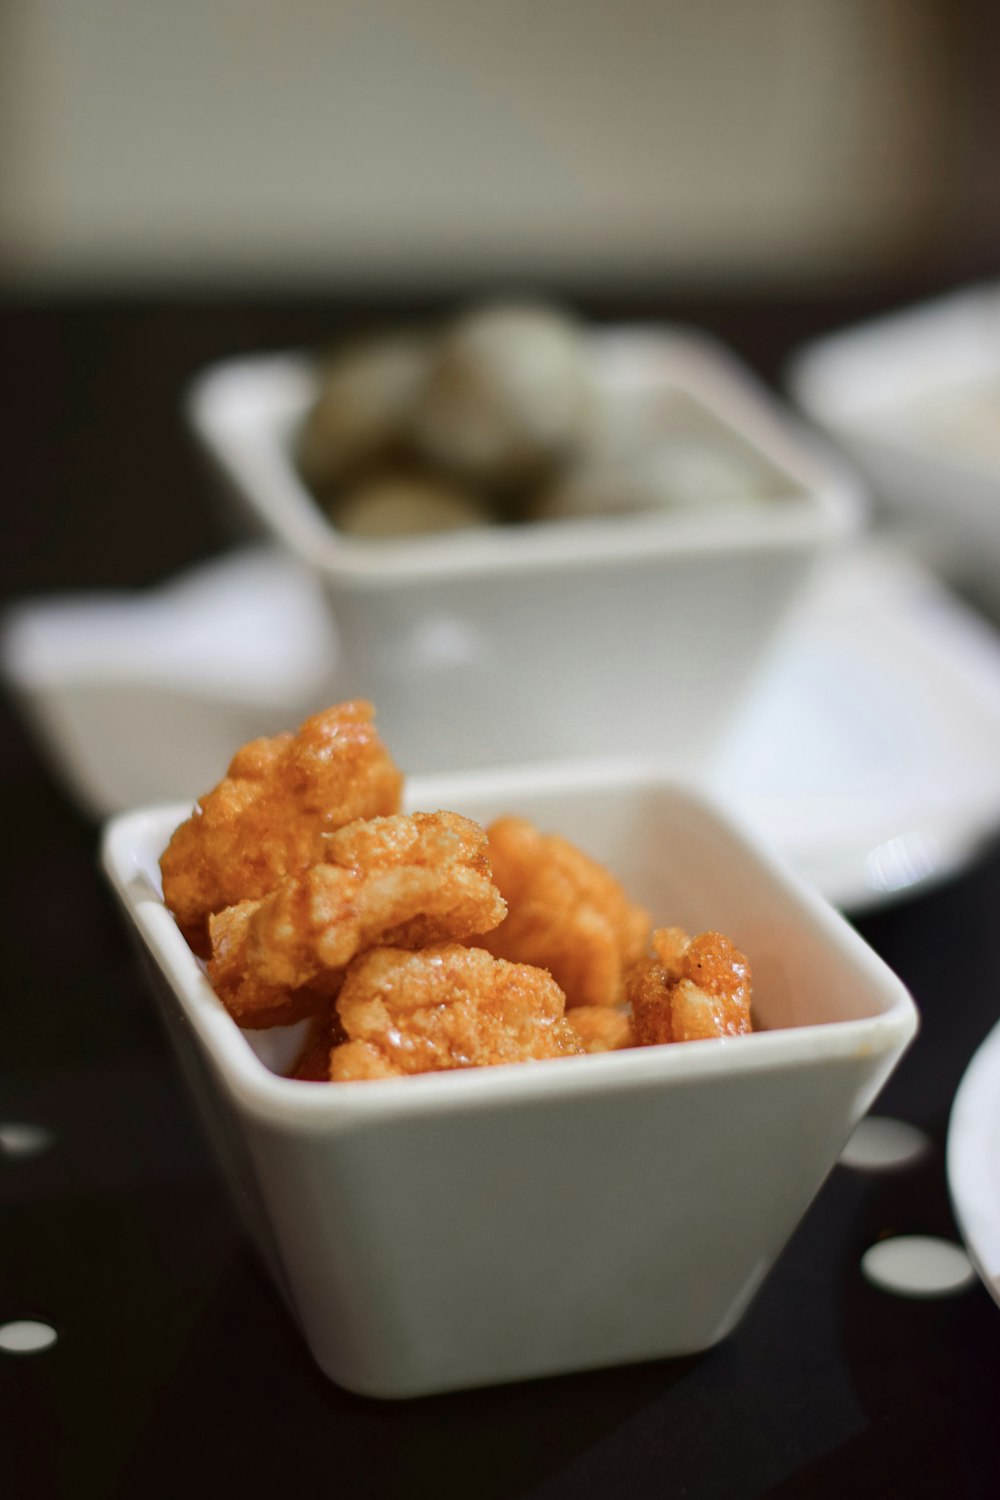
[187,328,861,774]
[788,281,1000,611]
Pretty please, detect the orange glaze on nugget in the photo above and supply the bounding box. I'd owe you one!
[564,1005,634,1053]
[207,898,341,1028]
[206,811,506,1027]
[324,810,505,952]
[629,927,752,1045]
[290,1007,346,1080]
[330,943,584,1080]
[479,816,650,1008]
[160,701,403,954]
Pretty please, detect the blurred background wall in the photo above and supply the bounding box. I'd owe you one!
[3,0,997,295]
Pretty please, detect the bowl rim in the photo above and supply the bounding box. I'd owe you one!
[185,325,863,588]
[101,762,918,1130]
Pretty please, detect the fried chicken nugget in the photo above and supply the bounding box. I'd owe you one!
[207,899,340,1028]
[629,927,752,1045]
[330,943,584,1080]
[324,810,505,952]
[160,701,403,954]
[564,1005,634,1053]
[479,816,650,1008]
[207,811,506,1027]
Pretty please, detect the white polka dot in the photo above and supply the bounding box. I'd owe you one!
[0,1122,54,1160]
[839,1116,931,1172]
[0,1320,59,1354]
[861,1235,976,1298]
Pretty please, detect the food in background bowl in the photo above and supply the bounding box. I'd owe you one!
[159,700,754,1080]
[410,303,597,487]
[295,301,794,537]
[331,468,493,538]
[297,332,430,497]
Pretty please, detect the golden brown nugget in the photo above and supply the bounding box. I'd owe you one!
[330,943,584,1080]
[207,900,341,1028]
[160,701,403,954]
[564,1005,634,1053]
[629,928,752,1046]
[323,810,505,951]
[207,812,506,1026]
[479,816,650,1008]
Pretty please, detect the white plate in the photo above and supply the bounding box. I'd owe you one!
[0,548,340,818]
[4,542,1000,912]
[705,543,1000,907]
[947,1019,1000,1310]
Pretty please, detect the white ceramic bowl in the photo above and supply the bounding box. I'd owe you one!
[787,282,1000,611]
[102,761,916,1399]
[186,328,861,774]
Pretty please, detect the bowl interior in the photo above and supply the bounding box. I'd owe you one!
[404,766,910,1037]
[105,765,916,1107]
[187,329,860,584]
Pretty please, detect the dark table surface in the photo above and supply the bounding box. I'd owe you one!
[3,282,1000,1500]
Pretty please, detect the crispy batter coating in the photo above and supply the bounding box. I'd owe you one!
[207,900,340,1028]
[479,816,650,1008]
[629,928,752,1045]
[207,811,506,1027]
[330,943,584,1080]
[160,701,403,955]
[324,810,505,951]
[649,925,691,977]
[564,1005,634,1053]
[327,1041,404,1081]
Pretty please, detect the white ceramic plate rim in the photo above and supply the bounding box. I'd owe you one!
[947,1016,1000,1309]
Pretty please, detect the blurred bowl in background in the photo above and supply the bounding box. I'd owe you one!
[787,281,1000,614]
[186,323,861,775]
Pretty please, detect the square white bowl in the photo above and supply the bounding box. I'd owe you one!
[186,328,861,774]
[787,282,1000,610]
[102,761,916,1399]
